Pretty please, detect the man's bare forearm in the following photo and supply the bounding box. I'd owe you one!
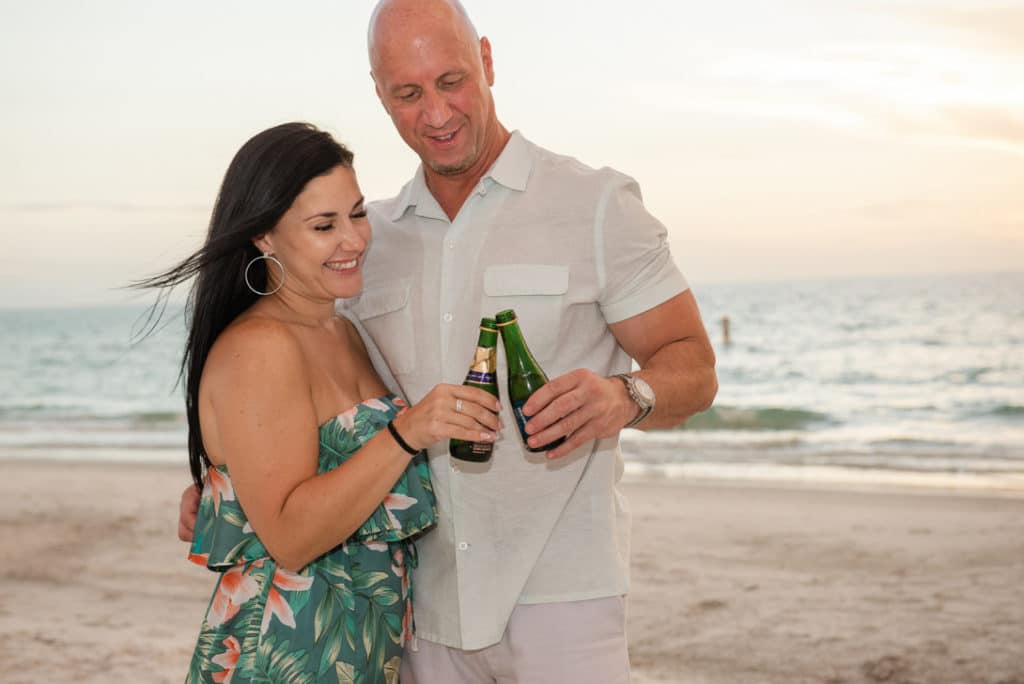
[632,336,717,430]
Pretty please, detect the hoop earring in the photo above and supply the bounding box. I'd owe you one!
[244,253,285,296]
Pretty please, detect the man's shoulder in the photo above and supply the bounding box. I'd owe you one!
[525,137,636,194]
[367,187,409,226]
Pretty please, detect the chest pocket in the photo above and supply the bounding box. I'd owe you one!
[484,265,569,363]
[350,280,416,376]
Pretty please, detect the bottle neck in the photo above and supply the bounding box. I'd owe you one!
[476,328,498,349]
[499,320,535,375]
[469,327,499,376]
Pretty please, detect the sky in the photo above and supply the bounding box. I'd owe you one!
[1,0,1022,308]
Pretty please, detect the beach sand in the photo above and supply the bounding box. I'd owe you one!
[1,459,1022,683]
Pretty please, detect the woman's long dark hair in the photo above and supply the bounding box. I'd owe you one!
[135,122,354,492]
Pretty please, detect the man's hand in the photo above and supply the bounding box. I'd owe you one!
[178,484,201,542]
[519,291,718,461]
[520,369,635,460]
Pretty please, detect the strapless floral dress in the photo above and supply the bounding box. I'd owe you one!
[185,395,435,684]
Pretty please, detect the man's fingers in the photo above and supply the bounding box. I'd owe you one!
[521,372,579,416]
[525,372,625,456]
[540,417,598,458]
[525,387,584,435]
[178,484,201,543]
[521,384,555,418]
[182,483,201,504]
[527,407,585,451]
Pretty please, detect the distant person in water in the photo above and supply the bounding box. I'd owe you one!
[140,122,498,682]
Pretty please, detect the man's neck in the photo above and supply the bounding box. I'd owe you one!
[424,124,511,221]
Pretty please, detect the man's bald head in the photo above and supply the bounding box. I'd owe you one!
[366,0,507,188]
[368,0,479,75]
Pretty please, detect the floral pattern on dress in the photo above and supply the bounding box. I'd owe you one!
[186,395,435,684]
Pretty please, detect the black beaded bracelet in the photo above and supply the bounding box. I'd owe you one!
[386,420,419,456]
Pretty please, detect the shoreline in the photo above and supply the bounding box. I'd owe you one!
[3,449,1023,500]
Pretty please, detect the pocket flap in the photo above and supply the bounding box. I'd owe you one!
[484,265,569,297]
[353,281,410,319]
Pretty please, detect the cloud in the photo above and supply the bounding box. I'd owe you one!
[1,202,210,213]
[851,200,935,222]
[942,106,1024,145]
[634,31,1024,156]
[867,104,1024,155]
[910,4,1024,56]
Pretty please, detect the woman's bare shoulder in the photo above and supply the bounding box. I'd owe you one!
[205,315,307,385]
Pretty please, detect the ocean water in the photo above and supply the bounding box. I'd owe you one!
[0,305,187,452]
[2,272,1022,486]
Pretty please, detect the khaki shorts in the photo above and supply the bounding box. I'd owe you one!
[401,596,630,684]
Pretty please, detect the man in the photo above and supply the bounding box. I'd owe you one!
[181,1,716,681]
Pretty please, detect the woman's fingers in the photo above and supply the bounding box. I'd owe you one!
[451,385,501,412]
[427,384,501,429]
[398,384,502,449]
[450,389,502,431]
[447,407,500,438]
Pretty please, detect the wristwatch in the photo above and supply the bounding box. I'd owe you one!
[613,373,655,428]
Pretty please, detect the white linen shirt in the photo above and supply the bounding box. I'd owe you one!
[340,131,688,650]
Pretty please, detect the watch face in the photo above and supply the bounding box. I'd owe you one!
[633,376,655,405]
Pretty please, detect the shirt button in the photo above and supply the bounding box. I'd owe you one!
[478,185,488,196]
[443,312,453,323]
[458,542,469,551]
[447,240,455,249]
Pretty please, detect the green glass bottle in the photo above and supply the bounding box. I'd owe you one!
[495,309,566,453]
[449,318,500,462]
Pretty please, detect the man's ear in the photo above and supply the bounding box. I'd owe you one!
[480,37,495,86]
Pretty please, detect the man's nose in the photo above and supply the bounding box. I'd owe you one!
[421,88,452,128]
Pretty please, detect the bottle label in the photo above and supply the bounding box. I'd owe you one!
[511,399,531,443]
[467,370,496,384]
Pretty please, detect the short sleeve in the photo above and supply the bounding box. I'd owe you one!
[596,172,689,323]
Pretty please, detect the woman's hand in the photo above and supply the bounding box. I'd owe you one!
[391,384,502,451]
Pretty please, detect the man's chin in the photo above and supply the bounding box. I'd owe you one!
[427,154,475,177]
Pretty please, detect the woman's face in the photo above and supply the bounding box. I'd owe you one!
[257,165,371,302]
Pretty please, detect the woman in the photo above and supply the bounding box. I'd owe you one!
[140,123,499,683]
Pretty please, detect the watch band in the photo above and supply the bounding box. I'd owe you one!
[614,373,653,428]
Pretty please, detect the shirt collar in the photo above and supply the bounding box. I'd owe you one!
[485,130,532,192]
[389,130,533,222]
[390,166,447,222]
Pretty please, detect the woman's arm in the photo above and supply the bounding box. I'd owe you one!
[202,318,498,572]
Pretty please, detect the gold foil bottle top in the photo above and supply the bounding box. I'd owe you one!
[470,347,497,373]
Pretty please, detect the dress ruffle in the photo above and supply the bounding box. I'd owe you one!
[189,394,436,571]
